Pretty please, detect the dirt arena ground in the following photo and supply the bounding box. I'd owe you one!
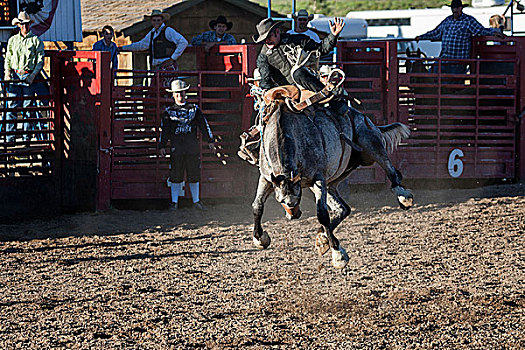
[0,183,524,349]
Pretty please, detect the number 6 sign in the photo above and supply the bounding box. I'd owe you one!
[448,149,464,178]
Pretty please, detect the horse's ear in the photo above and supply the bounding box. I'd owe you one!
[417,48,421,56]
[271,174,286,185]
[406,48,411,56]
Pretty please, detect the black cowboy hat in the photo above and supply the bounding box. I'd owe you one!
[209,16,233,30]
[447,0,468,8]
[252,18,284,43]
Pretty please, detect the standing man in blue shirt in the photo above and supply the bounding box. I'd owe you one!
[92,25,119,71]
[416,0,504,74]
[191,16,236,52]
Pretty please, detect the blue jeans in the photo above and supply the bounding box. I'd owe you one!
[5,72,38,142]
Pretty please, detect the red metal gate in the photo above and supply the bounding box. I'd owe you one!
[100,39,524,208]
[336,38,521,181]
[109,45,256,201]
[396,38,520,180]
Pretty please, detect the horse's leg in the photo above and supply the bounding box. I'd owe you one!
[311,178,349,269]
[252,175,274,249]
[358,128,414,210]
[315,185,351,257]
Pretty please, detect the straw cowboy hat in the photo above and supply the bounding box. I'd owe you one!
[12,11,33,26]
[145,9,170,21]
[167,79,190,92]
[447,0,468,8]
[292,9,314,21]
[252,18,284,43]
[209,16,233,30]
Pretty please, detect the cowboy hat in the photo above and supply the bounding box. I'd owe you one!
[446,0,468,8]
[145,9,170,21]
[209,16,233,31]
[252,18,284,43]
[292,9,314,21]
[167,79,190,92]
[12,11,33,26]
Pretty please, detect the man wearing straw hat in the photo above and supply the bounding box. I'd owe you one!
[119,10,188,86]
[3,11,44,143]
[191,15,237,52]
[159,79,216,211]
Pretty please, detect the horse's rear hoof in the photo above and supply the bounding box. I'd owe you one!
[253,232,271,250]
[398,196,413,210]
[331,247,349,270]
[392,186,414,210]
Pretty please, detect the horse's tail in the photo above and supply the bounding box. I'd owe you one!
[378,122,410,154]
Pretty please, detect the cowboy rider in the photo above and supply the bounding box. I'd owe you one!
[254,17,344,95]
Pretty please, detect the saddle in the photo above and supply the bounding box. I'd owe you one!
[263,85,333,115]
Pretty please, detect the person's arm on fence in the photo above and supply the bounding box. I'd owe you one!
[191,33,205,46]
[417,19,445,41]
[121,31,152,52]
[224,33,237,45]
[467,15,503,38]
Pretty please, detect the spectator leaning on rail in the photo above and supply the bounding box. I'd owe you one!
[4,11,44,144]
[415,0,505,74]
[287,9,320,43]
[92,25,119,70]
[191,16,237,52]
[119,10,188,86]
[159,79,216,211]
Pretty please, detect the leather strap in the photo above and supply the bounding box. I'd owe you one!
[293,87,332,111]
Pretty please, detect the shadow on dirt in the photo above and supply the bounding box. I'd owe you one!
[0,181,523,242]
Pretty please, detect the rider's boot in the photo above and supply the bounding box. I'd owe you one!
[238,128,260,165]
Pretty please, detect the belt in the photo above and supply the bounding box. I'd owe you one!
[14,69,30,74]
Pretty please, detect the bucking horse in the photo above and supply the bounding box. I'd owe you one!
[251,86,413,270]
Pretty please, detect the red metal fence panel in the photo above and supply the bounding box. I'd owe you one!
[397,42,518,180]
[110,45,255,201]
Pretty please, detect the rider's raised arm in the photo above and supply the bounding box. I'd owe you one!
[301,31,338,56]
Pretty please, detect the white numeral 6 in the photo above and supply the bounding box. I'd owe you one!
[448,149,464,178]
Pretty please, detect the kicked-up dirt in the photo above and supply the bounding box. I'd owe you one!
[0,183,524,349]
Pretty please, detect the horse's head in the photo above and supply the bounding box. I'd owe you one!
[271,171,302,220]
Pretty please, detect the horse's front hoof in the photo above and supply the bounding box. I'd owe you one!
[315,230,329,256]
[253,232,271,250]
[331,247,349,270]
